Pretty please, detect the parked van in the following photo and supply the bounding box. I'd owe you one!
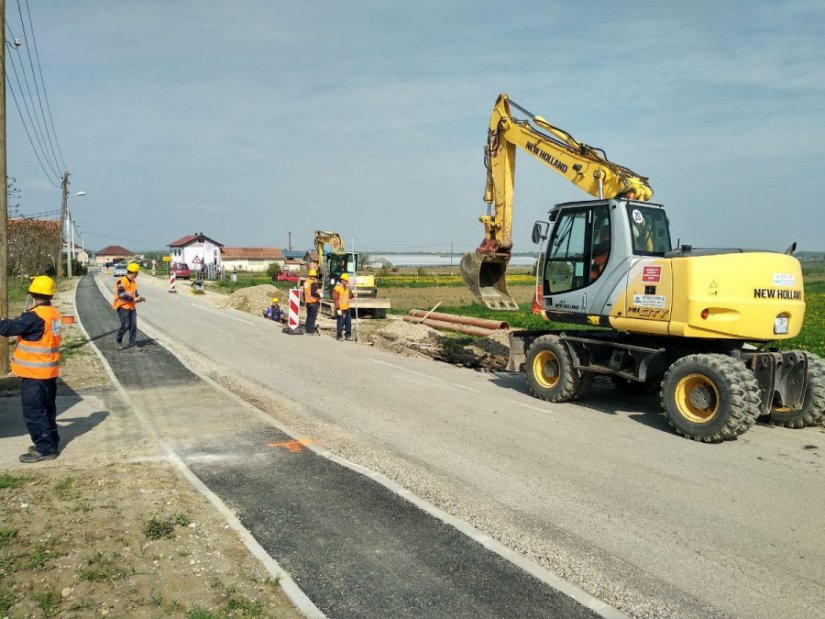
[171,262,191,279]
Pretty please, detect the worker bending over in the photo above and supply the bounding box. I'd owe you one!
[333,273,353,341]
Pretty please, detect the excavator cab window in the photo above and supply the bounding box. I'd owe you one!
[589,205,610,284]
[544,207,589,293]
[627,205,671,256]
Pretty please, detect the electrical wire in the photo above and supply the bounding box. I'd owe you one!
[4,70,61,186]
[5,26,61,178]
[17,0,67,170]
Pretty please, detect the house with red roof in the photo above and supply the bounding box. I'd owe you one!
[167,232,224,274]
[221,247,285,273]
[94,245,134,266]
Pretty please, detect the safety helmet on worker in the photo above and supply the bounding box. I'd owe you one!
[28,275,56,297]
[340,273,350,281]
[308,269,317,277]
[271,297,279,304]
[126,263,140,273]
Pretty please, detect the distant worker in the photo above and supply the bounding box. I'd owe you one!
[616,187,638,200]
[303,269,321,335]
[264,297,283,323]
[113,262,145,349]
[333,273,354,341]
[0,276,62,463]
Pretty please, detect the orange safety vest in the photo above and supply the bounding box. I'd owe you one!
[333,283,351,311]
[303,277,319,304]
[11,305,61,379]
[113,276,138,310]
[591,252,608,280]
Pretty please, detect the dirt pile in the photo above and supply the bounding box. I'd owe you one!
[218,284,284,315]
[365,318,511,371]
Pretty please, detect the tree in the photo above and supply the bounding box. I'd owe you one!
[8,219,60,277]
[266,262,282,279]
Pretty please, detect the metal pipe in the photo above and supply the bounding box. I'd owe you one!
[403,315,495,337]
[407,309,509,330]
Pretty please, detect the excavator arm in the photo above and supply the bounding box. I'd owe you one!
[462,93,653,309]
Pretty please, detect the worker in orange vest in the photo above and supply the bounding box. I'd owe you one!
[113,262,146,349]
[333,273,354,340]
[303,268,321,335]
[0,276,62,463]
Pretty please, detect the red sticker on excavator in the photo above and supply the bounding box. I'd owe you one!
[642,266,661,282]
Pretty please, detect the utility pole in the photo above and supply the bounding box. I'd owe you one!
[56,171,68,278]
[67,210,73,277]
[0,0,9,374]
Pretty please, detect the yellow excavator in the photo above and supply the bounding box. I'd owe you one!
[462,93,824,442]
[313,230,390,318]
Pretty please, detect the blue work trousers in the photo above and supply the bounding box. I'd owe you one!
[336,310,351,338]
[21,377,59,455]
[116,308,137,346]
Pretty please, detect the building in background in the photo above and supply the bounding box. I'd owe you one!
[167,232,224,274]
[221,247,285,272]
[95,245,134,266]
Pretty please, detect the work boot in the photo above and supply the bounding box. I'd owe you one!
[28,445,61,456]
[336,335,343,341]
[345,335,353,341]
[19,450,57,464]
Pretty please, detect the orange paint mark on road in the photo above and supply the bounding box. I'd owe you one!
[268,438,314,453]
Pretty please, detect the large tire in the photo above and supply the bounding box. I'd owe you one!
[661,354,761,442]
[770,352,825,428]
[525,335,589,403]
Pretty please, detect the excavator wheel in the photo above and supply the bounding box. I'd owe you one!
[769,352,825,428]
[661,354,761,442]
[525,335,589,403]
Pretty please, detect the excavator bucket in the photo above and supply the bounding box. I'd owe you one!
[460,252,519,311]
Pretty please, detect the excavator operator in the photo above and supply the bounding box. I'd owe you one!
[590,225,610,281]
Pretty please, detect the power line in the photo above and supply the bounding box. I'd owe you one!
[4,69,60,186]
[18,0,66,171]
[5,25,60,178]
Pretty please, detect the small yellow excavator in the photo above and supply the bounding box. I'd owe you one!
[313,230,390,318]
[462,93,824,442]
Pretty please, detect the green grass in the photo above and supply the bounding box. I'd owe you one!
[0,472,30,489]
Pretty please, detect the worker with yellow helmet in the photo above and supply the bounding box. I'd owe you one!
[333,273,354,340]
[112,262,145,349]
[0,275,63,463]
[263,296,283,323]
[302,268,321,335]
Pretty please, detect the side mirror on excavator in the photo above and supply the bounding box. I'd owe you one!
[532,221,549,244]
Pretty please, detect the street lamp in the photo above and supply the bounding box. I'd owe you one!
[66,191,86,277]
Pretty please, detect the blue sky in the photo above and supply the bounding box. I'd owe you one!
[7,0,825,255]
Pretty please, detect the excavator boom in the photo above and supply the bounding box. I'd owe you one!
[462,93,652,309]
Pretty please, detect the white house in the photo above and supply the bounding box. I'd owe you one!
[221,247,285,272]
[167,232,224,273]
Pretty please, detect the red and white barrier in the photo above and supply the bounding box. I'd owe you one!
[288,288,300,329]
[169,271,177,293]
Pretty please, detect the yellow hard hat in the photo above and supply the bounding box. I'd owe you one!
[308,269,317,277]
[271,297,279,304]
[28,275,56,296]
[340,273,350,281]
[126,263,140,273]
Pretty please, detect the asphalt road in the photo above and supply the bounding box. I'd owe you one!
[82,272,825,618]
[77,273,605,618]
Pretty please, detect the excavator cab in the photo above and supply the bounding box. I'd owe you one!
[460,252,518,310]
